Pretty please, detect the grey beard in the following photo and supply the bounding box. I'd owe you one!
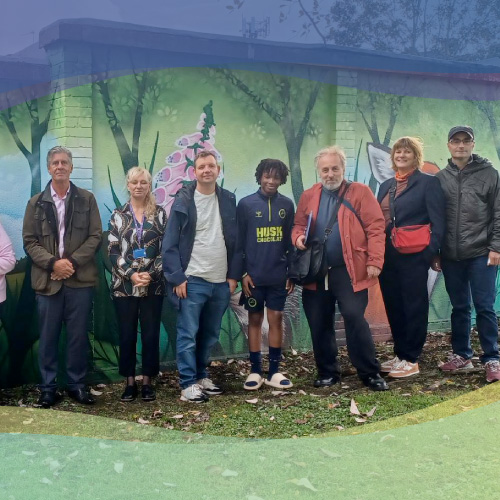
[321,179,342,191]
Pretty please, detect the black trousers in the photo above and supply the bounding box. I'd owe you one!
[379,241,430,363]
[113,295,163,378]
[302,265,380,380]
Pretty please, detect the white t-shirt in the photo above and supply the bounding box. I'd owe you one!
[185,190,228,283]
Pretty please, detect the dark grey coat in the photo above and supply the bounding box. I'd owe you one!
[436,154,500,260]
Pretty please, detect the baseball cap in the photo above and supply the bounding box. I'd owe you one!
[448,126,474,141]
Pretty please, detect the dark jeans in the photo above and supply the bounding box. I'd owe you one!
[113,294,163,377]
[36,285,94,392]
[302,265,380,380]
[379,242,431,363]
[441,255,499,363]
[176,277,230,388]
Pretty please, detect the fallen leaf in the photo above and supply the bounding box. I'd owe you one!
[298,390,307,396]
[22,418,33,425]
[137,418,150,424]
[90,388,102,396]
[354,417,367,423]
[335,426,344,431]
[152,410,164,418]
[40,477,52,485]
[245,398,258,404]
[319,448,341,459]
[114,462,124,474]
[380,434,395,442]
[221,469,239,477]
[205,465,224,475]
[67,450,79,458]
[269,416,275,421]
[98,442,112,449]
[227,358,235,365]
[171,414,184,419]
[162,482,176,488]
[287,477,318,492]
[366,406,377,417]
[271,391,287,396]
[327,402,340,409]
[292,461,307,468]
[22,451,37,456]
[350,399,361,415]
[96,383,107,388]
[291,348,298,356]
[295,419,307,424]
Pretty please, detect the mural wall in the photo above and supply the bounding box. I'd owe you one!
[1,62,500,387]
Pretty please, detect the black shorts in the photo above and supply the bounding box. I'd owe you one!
[240,283,288,312]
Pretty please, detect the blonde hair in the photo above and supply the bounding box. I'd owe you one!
[390,137,424,172]
[126,166,157,218]
[314,145,346,170]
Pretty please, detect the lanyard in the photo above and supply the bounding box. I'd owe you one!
[130,204,146,247]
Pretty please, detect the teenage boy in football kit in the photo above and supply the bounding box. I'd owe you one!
[234,159,295,390]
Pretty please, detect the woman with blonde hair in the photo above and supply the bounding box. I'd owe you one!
[108,167,166,401]
[377,137,446,378]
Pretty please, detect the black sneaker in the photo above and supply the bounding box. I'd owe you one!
[120,383,138,402]
[141,384,156,402]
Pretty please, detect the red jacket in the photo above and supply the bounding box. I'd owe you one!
[292,181,385,292]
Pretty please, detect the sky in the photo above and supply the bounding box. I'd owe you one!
[0,0,313,56]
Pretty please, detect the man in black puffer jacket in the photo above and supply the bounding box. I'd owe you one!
[433,126,500,383]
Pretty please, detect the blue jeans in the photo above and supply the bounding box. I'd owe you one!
[176,277,230,388]
[441,255,499,363]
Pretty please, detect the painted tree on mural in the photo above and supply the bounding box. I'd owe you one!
[95,70,174,174]
[0,95,55,197]
[212,68,323,203]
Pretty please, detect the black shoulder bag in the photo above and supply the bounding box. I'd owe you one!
[289,183,350,285]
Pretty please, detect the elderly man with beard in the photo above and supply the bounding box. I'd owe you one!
[292,146,388,391]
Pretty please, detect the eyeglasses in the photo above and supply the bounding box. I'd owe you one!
[449,138,474,145]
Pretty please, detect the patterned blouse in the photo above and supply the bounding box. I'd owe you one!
[108,203,167,297]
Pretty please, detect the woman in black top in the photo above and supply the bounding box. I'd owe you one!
[377,137,445,378]
[108,167,166,401]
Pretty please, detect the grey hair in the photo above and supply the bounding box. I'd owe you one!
[47,146,73,168]
[314,145,346,170]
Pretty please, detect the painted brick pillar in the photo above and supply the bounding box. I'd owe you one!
[43,41,94,191]
[335,70,358,179]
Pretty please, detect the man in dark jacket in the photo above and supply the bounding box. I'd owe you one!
[162,151,238,402]
[23,146,102,408]
[434,126,500,383]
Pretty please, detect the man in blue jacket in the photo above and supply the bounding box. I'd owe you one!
[234,159,295,391]
[162,150,238,402]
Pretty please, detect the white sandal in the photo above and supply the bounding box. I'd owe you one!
[244,373,264,391]
[264,373,293,389]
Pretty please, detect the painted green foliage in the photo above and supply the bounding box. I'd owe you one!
[3,64,500,387]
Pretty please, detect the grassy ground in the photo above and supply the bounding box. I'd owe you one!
[0,332,495,439]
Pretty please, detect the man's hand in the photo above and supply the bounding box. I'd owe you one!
[488,250,500,266]
[295,234,307,251]
[241,274,254,297]
[286,278,295,295]
[366,265,381,278]
[173,280,188,299]
[431,256,442,272]
[131,272,151,287]
[51,259,74,280]
[227,279,237,294]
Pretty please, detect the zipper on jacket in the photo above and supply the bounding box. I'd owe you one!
[268,197,271,222]
[455,170,462,260]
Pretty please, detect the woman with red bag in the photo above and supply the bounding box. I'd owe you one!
[377,137,446,378]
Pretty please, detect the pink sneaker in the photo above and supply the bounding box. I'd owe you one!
[485,360,500,383]
[439,354,473,372]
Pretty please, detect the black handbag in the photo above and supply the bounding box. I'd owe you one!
[289,183,350,285]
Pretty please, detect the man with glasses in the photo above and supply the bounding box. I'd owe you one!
[433,126,500,383]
